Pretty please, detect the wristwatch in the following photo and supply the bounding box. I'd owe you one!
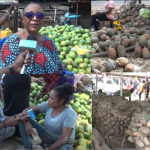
[9,64,14,74]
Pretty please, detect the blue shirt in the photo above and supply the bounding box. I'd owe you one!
[0,101,6,123]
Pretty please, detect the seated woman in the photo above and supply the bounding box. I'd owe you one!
[91,0,115,31]
[0,2,66,74]
[18,83,77,150]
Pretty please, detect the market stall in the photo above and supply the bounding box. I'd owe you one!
[0,75,92,149]
[92,73,150,150]
[91,0,150,73]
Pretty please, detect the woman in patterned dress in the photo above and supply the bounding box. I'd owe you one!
[0,2,66,74]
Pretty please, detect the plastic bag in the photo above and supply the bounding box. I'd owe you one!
[134,65,141,72]
[71,46,91,55]
[139,8,150,18]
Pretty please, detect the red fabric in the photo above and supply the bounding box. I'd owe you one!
[43,40,54,53]
[129,84,134,90]
[41,74,61,91]
[33,53,48,67]
[2,43,12,63]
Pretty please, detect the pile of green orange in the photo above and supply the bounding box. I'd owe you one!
[29,82,48,123]
[39,25,91,74]
[69,92,92,149]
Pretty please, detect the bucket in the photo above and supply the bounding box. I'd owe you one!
[59,16,66,22]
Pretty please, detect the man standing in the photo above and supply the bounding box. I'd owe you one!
[139,80,146,101]
[145,78,149,101]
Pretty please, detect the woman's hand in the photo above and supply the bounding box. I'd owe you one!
[8,2,18,14]
[35,86,49,102]
[35,94,42,102]
[13,50,31,73]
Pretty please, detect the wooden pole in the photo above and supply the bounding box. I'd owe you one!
[13,4,18,33]
[76,0,78,27]
[120,71,123,97]
[96,73,97,95]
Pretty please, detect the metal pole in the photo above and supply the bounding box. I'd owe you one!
[13,4,18,33]
[54,9,56,24]
[76,0,78,27]
[96,73,97,95]
[120,71,123,97]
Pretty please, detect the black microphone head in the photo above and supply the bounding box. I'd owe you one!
[27,34,36,41]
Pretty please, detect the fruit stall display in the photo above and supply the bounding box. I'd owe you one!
[91,2,150,73]
[39,25,91,74]
[29,81,92,150]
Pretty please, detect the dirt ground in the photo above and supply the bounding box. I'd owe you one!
[91,1,150,72]
[92,50,150,72]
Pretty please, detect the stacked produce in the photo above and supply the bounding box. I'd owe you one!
[39,25,91,74]
[93,93,150,140]
[92,128,111,150]
[69,92,92,149]
[29,82,48,124]
[29,79,92,150]
[92,2,150,72]
[93,93,132,137]
[126,113,150,150]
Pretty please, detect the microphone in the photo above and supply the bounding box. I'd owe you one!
[19,35,40,74]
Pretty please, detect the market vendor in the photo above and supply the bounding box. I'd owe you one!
[113,88,134,101]
[145,78,149,101]
[139,80,146,101]
[0,2,66,74]
[17,83,77,150]
[1,73,31,140]
[0,100,23,143]
[91,0,115,31]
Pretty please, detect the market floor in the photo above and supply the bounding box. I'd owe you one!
[0,139,24,149]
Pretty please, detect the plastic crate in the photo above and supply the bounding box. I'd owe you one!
[69,15,81,26]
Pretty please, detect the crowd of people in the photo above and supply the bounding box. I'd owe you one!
[93,76,150,101]
[124,78,149,101]
[112,77,150,101]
